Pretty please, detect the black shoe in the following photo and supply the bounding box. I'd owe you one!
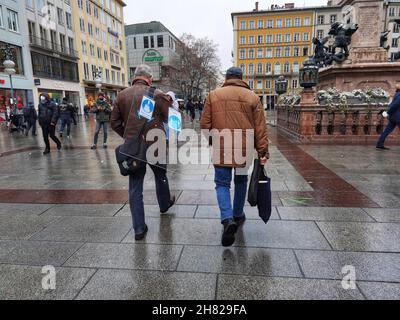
[234,215,246,226]
[221,219,238,247]
[135,225,148,241]
[91,145,97,150]
[57,144,62,150]
[43,149,50,155]
[160,196,176,214]
[103,143,108,149]
[59,133,63,138]
[376,146,390,150]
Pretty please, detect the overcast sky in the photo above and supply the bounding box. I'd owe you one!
[124,0,327,71]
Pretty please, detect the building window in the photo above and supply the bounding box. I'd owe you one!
[392,38,398,47]
[66,12,72,29]
[274,63,281,75]
[276,34,282,43]
[144,36,149,48]
[28,20,36,43]
[266,80,271,89]
[276,19,282,28]
[257,48,263,58]
[104,50,108,61]
[317,30,324,39]
[86,0,91,15]
[68,37,74,51]
[79,18,85,32]
[88,23,93,36]
[150,36,154,48]
[7,9,19,32]
[303,47,309,56]
[257,35,263,44]
[389,7,396,17]
[285,47,291,57]
[249,36,255,44]
[317,15,325,25]
[394,23,400,33]
[266,63,271,74]
[294,33,300,42]
[248,63,254,74]
[285,34,291,42]
[94,6,99,19]
[292,79,298,88]
[286,18,292,28]
[249,49,254,59]
[0,42,24,75]
[330,15,337,23]
[303,33,310,41]
[266,48,272,58]
[293,62,299,73]
[257,63,263,74]
[284,62,290,73]
[59,34,66,52]
[294,47,300,56]
[266,35,272,43]
[258,20,264,29]
[248,80,254,89]
[249,21,255,29]
[267,20,273,28]
[240,64,245,74]
[83,62,89,79]
[304,17,311,26]
[81,41,87,56]
[240,36,246,44]
[90,44,95,56]
[0,6,3,28]
[77,0,83,10]
[240,21,246,30]
[240,49,246,59]
[57,7,64,25]
[97,47,102,59]
[275,48,281,57]
[31,51,78,82]
[294,18,301,27]
[157,35,164,47]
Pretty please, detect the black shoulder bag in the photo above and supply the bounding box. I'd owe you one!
[115,87,156,176]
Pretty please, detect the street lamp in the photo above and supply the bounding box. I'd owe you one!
[275,75,288,95]
[299,58,319,89]
[1,44,16,107]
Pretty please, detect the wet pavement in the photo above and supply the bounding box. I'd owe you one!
[0,115,399,300]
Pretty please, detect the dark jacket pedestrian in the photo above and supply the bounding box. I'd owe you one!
[91,92,112,149]
[110,64,175,240]
[38,93,61,154]
[23,102,37,136]
[377,85,400,150]
[186,99,195,122]
[58,98,75,138]
[84,104,90,121]
[200,67,269,247]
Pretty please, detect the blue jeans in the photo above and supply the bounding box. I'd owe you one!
[377,120,400,147]
[60,119,71,136]
[129,164,172,234]
[214,166,248,223]
[94,121,108,145]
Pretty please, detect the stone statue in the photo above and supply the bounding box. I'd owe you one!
[312,21,359,67]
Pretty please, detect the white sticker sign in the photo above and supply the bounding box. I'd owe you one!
[139,96,155,120]
[168,108,182,132]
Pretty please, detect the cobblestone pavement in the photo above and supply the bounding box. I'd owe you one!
[0,115,399,300]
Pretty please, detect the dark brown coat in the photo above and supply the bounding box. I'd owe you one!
[200,79,269,167]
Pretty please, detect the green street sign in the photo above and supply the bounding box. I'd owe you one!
[143,49,163,62]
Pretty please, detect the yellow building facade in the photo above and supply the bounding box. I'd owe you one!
[232,8,315,109]
[71,0,128,109]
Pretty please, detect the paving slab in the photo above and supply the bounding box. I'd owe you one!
[278,207,374,222]
[363,208,400,223]
[117,204,197,219]
[30,216,132,243]
[177,245,302,277]
[64,243,183,271]
[0,264,96,300]
[123,218,331,250]
[358,282,400,300]
[0,203,54,215]
[0,214,59,240]
[76,269,216,300]
[316,221,400,252]
[0,240,83,266]
[216,275,364,300]
[195,205,280,220]
[295,250,400,283]
[41,204,123,217]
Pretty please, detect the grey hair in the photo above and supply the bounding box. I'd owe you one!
[134,64,153,78]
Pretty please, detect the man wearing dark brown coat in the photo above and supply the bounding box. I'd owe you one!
[201,67,269,247]
[111,64,175,241]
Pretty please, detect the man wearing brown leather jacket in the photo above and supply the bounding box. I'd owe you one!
[111,64,175,241]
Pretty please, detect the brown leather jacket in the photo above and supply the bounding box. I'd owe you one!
[200,78,269,167]
[111,77,170,140]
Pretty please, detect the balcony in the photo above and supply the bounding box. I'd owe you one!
[29,36,79,59]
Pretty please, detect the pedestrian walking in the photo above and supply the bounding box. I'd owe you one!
[376,84,400,150]
[84,104,90,121]
[111,64,176,241]
[23,102,37,136]
[91,92,112,149]
[186,98,195,122]
[198,100,204,119]
[58,97,75,139]
[38,93,62,155]
[200,67,269,247]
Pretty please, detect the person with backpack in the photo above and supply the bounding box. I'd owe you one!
[58,97,75,139]
[91,92,112,149]
[38,93,62,155]
[23,102,37,136]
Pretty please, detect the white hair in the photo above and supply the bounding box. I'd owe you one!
[134,64,153,78]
